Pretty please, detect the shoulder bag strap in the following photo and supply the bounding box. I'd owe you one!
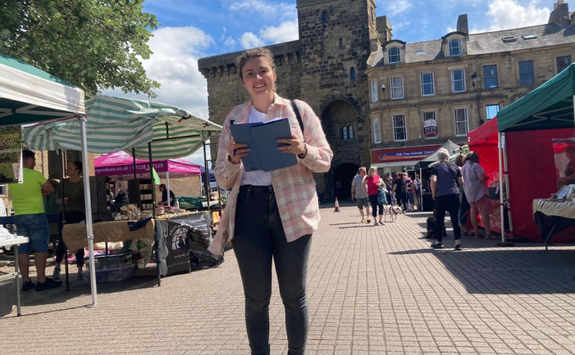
[291,100,304,134]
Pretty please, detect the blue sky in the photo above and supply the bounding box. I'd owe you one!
[108,0,557,164]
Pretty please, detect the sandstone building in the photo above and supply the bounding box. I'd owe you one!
[198,0,575,201]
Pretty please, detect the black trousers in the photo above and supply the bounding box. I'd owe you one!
[434,194,461,243]
[55,210,86,267]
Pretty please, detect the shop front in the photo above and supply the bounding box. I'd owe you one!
[371,145,441,176]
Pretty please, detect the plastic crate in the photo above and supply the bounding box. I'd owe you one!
[83,265,134,284]
[89,252,132,271]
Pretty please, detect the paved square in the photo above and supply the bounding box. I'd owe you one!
[1,205,575,354]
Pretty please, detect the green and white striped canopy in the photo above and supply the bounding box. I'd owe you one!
[23,95,221,159]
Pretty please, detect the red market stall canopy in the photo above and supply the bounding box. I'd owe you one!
[94,151,201,177]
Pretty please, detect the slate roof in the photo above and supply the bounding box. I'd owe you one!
[377,23,575,66]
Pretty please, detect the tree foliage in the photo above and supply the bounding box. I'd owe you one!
[0,0,160,97]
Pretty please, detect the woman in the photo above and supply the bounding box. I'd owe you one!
[430,148,463,250]
[461,151,494,238]
[363,166,385,226]
[207,47,332,355]
[392,172,406,209]
[53,161,86,280]
[454,154,471,236]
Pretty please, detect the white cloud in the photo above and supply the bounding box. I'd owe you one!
[103,26,213,120]
[388,0,413,16]
[229,0,296,21]
[239,32,266,49]
[223,36,237,49]
[260,21,299,43]
[473,0,550,32]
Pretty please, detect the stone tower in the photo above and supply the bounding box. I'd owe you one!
[296,0,378,200]
[198,0,379,201]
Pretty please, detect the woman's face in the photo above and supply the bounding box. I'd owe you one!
[241,56,276,99]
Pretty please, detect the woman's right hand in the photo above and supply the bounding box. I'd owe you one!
[227,138,250,165]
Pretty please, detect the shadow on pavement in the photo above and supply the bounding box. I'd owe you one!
[390,247,575,294]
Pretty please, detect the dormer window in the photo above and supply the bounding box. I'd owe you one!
[449,39,462,56]
[388,47,401,63]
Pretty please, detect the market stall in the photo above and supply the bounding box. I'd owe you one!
[497,63,575,243]
[95,151,203,208]
[23,95,223,286]
[0,53,98,308]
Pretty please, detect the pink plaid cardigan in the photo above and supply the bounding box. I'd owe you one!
[208,94,333,255]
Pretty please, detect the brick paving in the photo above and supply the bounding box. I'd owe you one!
[1,205,575,354]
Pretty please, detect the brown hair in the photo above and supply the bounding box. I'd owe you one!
[465,151,479,164]
[236,47,275,80]
[454,153,466,167]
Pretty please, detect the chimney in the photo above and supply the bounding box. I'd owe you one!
[376,16,393,43]
[549,0,570,26]
[456,14,469,34]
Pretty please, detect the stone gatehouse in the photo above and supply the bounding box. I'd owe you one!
[199,0,381,202]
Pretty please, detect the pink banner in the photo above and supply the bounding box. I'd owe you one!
[94,151,201,176]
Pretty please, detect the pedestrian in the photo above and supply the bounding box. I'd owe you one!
[363,166,385,226]
[392,172,406,209]
[8,150,62,291]
[454,154,471,236]
[413,173,422,210]
[207,47,333,355]
[430,148,464,250]
[351,167,371,223]
[53,161,86,281]
[461,151,494,238]
[385,177,394,207]
[404,174,414,211]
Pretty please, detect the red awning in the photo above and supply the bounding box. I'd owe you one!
[468,117,498,145]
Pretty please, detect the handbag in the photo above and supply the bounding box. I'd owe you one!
[377,185,388,205]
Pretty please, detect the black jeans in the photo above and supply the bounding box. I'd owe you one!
[56,210,86,267]
[233,185,311,355]
[368,194,383,217]
[434,194,461,243]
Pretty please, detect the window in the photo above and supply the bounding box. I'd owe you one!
[322,11,327,23]
[420,73,435,96]
[350,67,356,80]
[519,61,535,86]
[370,80,378,102]
[0,184,5,196]
[373,117,381,144]
[454,108,469,136]
[486,104,500,120]
[451,69,466,93]
[348,125,354,140]
[341,126,348,141]
[390,77,404,99]
[522,34,537,40]
[449,39,462,56]
[388,47,401,63]
[502,36,516,43]
[392,114,407,141]
[483,65,498,89]
[339,38,343,48]
[557,55,571,73]
[423,111,438,138]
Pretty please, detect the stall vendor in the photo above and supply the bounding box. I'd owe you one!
[159,184,176,207]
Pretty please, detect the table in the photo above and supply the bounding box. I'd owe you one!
[0,236,29,316]
[532,199,575,250]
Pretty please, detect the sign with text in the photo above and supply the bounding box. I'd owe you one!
[371,145,441,164]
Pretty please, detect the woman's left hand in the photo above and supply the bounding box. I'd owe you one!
[277,135,306,156]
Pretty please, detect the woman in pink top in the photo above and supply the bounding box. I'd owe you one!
[208,47,332,355]
[363,166,385,225]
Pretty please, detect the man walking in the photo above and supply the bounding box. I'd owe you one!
[351,167,371,223]
[8,150,61,291]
